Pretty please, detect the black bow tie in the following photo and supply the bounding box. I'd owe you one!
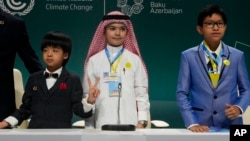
[44,72,58,79]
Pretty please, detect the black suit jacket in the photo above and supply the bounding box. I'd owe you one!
[12,68,92,128]
[0,10,43,121]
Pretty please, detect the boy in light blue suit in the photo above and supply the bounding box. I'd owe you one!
[176,4,250,132]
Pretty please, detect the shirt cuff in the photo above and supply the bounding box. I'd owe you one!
[5,116,18,127]
[137,110,148,121]
[234,105,243,117]
[82,98,95,112]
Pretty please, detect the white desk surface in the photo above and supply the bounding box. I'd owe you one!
[140,128,229,141]
[0,128,229,141]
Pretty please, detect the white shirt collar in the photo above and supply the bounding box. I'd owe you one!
[44,67,62,76]
[107,44,123,54]
[213,42,222,56]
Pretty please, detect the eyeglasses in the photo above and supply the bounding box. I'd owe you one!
[203,21,225,28]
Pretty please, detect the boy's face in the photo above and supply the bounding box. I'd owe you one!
[42,46,68,72]
[196,13,227,45]
[105,22,128,47]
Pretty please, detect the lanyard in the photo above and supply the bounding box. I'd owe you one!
[105,47,124,72]
[202,43,223,65]
[202,43,223,73]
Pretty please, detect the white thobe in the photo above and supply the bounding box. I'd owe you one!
[83,47,149,129]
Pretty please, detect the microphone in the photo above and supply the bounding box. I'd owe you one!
[101,82,135,131]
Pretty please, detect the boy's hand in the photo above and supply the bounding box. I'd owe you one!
[87,76,100,104]
[225,103,241,120]
[136,123,146,129]
[189,125,210,132]
[0,120,10,129]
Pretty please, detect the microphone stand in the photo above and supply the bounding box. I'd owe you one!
[101,82,135,131]
[117,83,122,125]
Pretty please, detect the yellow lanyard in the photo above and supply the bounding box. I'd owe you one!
[209,57,217,72]
[111,54,123,72]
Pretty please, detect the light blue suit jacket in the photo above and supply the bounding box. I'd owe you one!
[176,42,250,128]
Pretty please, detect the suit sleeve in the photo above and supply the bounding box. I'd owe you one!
[176,52,197,127]
[71,75,92,118]
[11,76,33,125]
[15,18,43,73]
[235,52,250,111]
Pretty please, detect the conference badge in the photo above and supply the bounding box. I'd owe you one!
[223,59,230,66]
[125,62,132,69]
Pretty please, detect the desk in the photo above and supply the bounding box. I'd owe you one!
[0,129,82,141]
[0,129,229,141]
[142,129,229,141]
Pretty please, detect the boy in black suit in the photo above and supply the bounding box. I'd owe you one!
[0,31,96,128]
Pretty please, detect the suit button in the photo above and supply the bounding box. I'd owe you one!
[214,95,217,99]
[213,111,217,115]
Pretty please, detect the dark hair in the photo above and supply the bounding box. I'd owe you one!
[41,31,72,66]
[197,4,227,27]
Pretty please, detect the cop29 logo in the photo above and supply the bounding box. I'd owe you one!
[117,0,144,17]
[0,0,35,16]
